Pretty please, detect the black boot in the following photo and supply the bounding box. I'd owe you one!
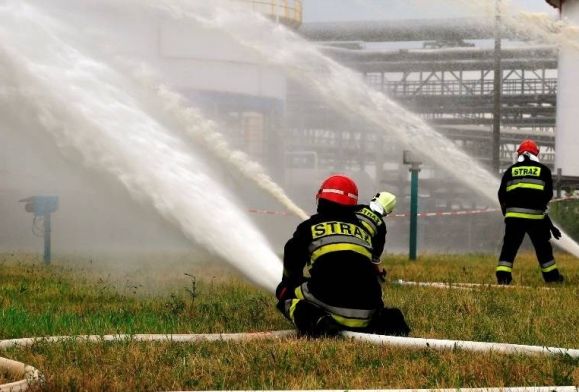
[543,270,564,284]
[496,271,512,285]
[292,301,340,338]
[312,314,342,337]
[368,307,410,336]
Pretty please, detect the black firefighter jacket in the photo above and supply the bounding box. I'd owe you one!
[281,200,384,313]
[498,155,553,220]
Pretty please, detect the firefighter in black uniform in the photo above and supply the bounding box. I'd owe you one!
[275,175,409,337]
[497,139,564,284]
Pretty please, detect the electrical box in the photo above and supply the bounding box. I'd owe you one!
[20,196,59,216]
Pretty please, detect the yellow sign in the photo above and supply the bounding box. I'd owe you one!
[512,166,541,177]
[311,221,371,245]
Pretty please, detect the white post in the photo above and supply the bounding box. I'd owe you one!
[554,0,579,176]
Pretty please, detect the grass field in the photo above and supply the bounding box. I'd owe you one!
[0,252,577,391]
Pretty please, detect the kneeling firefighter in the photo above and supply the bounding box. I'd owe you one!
[275,175,410,337]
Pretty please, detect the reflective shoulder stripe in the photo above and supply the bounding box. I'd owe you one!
[358,219,377,237]
[311,243,372,262]
[356,207,383,226]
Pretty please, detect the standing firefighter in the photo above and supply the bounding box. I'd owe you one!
[497,139,565,284]
[275,175,409,337]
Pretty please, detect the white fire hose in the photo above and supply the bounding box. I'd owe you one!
[1,330,577,391]
[179,389,577,392]
[391,280,556,290]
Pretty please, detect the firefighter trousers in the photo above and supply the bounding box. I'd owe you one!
[497,218,562,283]
[276,298,410,338]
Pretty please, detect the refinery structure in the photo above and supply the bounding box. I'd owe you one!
[1,0,577,253]
[169,0,568,202]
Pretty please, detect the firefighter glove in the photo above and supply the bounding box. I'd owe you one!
[550,225,562,240]
[374,265,387,283]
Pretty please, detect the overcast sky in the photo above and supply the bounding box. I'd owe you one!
[302,0,556,22]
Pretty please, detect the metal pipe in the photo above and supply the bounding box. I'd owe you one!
[43,213,51,265]
[300,18,498,42]
[409,165,420,260]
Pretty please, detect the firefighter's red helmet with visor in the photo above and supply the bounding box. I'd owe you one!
[517,139,540,156]
[316,175,358,206]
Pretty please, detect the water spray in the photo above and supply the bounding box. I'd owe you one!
[135,0,579,258]
[0,2,282,292]
[130,66,309,221]
[446,0,579,52]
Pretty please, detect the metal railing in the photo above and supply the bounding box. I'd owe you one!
[238,0,302,28]
[379,78,557,97]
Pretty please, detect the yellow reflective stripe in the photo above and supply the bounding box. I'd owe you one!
[505,212,545,220]
[506,183,545,192]
[294,286,304,300]
[541,264,558,273]
[496,265,513,273]
[331,314,370,328]
[311,243,372,262]
[359,220,376,237]
[358,207,382,226]
[288,299,300,321]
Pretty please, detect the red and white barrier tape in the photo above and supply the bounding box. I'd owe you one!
[248,194,579,218]
[248,208,501,218]
[389,208,500,219]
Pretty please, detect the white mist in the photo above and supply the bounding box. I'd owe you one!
[0,2,282,292]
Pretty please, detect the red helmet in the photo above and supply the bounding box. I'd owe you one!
[316,175,358,206]
[517,139,540,156]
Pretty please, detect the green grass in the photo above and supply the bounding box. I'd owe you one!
[0,252,577,390]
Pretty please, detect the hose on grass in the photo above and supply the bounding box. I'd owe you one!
[1,330,577,391]
[391,280,556,290]
[173,388,578,392]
